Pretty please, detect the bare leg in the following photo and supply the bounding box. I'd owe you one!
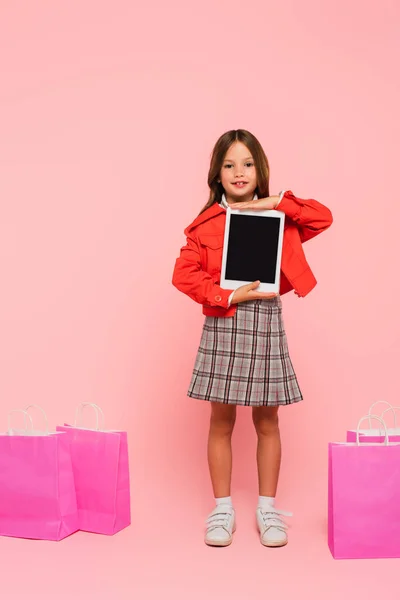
[207,402,237,498]
[252,406,281,497]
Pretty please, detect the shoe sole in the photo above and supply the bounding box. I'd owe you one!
[260,538,288,548]
[205,524,236,547]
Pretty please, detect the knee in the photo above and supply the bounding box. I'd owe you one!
[210,407,236,436]
[252,410,279,437]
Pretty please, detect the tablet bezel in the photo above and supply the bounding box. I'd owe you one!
[220,207,285,293]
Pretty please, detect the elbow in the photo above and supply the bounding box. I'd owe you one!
[172,262,181,290]
[319,207,333,232]
[172,265,190,295]
[172,271,180,291]
[326,207,333,228]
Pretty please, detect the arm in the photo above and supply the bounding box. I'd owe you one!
[172,233,233,308]
[278,190,333,243]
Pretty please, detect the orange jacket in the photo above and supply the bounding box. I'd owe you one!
[172,191,333,317]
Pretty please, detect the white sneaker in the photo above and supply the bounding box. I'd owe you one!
[205,504,236,547]
[256,506,292,547]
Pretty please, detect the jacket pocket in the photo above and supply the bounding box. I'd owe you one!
[198,234,224,274]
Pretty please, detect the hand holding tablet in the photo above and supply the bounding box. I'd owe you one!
[230,280,277,305]
[233,195,281,212]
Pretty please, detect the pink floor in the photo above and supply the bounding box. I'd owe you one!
[1,484,398,600]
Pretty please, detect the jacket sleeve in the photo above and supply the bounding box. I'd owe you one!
[172,233,233,308]
[278,190,333,243]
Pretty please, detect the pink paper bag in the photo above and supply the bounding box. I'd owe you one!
[329,416,400,559]
[346,431,400,443]
[56,417,130,535]
[0,427,79,541]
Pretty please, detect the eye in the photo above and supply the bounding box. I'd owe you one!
[224,164,233,169]
[245,162,254,167]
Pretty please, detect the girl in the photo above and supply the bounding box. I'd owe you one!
[172,129,332,548]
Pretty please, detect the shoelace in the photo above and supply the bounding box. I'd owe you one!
[206,509,232,534]
[259,507,293,532]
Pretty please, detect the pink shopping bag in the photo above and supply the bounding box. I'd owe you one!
[329,415,400,559]
[56,404,131,535]
[0,410,79,541]
[347,403,400,443]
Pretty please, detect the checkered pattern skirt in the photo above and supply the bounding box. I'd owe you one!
[188,296,303,407]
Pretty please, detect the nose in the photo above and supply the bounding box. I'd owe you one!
[234,166,244,177]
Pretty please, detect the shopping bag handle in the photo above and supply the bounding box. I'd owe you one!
[367,401,393,428]
[356,415,389,446]
[380,406,400,429]
[7,410,34,434]
[74,403,105,431]
[24,404,49,434]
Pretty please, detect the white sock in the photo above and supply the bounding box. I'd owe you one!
[258,496,275,508]
[215,496,233,507]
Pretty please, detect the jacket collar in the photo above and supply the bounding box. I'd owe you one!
[185,202,224,234]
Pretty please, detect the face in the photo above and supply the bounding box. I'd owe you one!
[219,141,257,204]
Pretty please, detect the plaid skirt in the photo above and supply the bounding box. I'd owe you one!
[188,296,303,407]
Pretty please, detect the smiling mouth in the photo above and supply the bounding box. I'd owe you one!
[232,182,248,187]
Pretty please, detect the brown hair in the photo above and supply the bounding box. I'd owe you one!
[199,129,270,214]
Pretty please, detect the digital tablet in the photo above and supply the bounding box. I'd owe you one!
[220,208,285,293]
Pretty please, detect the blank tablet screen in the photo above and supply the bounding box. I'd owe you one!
[225,214,280,283]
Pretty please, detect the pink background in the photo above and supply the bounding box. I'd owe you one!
[1,0,400,597]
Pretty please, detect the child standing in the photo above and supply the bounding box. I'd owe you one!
[172,129,332,547]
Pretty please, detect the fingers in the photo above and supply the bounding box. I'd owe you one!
[235,203,254,210]
[242,282,278,302]
[234,201,259,210]
[246,280,261,290]
[248,290,278,299]
[251,292,277,299]
[246,281,277,298]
